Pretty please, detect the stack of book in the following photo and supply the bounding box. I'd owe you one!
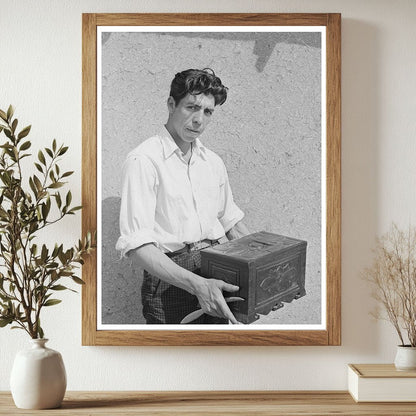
[348,364,416,402]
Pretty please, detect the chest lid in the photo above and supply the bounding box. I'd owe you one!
[203,231,307,263]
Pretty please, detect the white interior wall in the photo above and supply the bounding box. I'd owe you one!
[1,0,415,390]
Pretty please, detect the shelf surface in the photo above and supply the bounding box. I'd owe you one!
[2,391,416,415]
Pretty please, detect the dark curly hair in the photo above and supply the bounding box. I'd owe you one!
[169,68,228,106]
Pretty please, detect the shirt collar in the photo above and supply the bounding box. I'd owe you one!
[160,126,207,161]
[192,138,207,160]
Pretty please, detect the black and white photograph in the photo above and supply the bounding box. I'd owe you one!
[97,26,326,331]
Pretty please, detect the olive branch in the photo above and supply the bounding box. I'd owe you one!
[0,105,94,339]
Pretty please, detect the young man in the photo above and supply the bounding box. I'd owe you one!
[116,68,249,324]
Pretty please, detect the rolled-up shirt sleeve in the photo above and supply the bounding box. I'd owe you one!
[115,154,160,257]
[217,160,244,233]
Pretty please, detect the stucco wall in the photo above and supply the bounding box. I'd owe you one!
[101,31,322,325]
[1,0,416,392]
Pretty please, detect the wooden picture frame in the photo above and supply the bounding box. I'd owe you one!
[82,13,341,346]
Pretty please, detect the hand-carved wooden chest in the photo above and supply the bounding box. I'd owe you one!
[201,231,307,324]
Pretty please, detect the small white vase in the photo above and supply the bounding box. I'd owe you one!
[394,345,416,371]
[10,338,67,409]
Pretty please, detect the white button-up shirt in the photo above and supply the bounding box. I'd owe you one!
[116,128,244,256]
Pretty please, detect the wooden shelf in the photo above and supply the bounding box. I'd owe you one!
[2,391,416,415]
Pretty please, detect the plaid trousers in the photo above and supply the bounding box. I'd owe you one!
[141,249,227,325]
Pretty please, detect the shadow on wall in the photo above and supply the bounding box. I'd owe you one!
[101,196,145,325]
[102,32,321,72]
[341,19,381,355]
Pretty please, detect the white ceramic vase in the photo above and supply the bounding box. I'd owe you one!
[10,338,67,409]
[394,345,416,371]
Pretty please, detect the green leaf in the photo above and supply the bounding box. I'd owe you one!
[0,142,12,149]
[72,276,85,285]
[17,125,31,140]
[1,172,9,186]
[58,146,69,156]
[36,206,43,221]
[55,244,63,258]
[55,192,62,208]
[41,202,50,221]
[0,317,13,327]
[58,250,67,264]
[33,175,43,192]
[52,139,57,152]
[61,171,74,178]
[34,162,43,173]
[50,285,68,291]
[65,191,72,207]
[4,129,12,140]
[43,299,62,307]
[41,244,48,262]
[48,182,64,189]
[38,190,47,200]
[19,140,31,151]
[29,222,39,234]
[6,105,14,122]
[45,148,53,158]
[51,244,59,258]
[38,325,44,339]
[38,150,46,165]
[29,177,38,196]
[69,206,82,214]
[0,109,7,121]
[11,118,18,133]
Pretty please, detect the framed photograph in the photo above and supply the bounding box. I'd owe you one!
[82,13,341,346]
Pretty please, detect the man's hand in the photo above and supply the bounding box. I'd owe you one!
[194,278,241,324]
[131,243,241,324]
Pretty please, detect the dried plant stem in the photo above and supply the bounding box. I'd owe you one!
[363,223,416,347]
